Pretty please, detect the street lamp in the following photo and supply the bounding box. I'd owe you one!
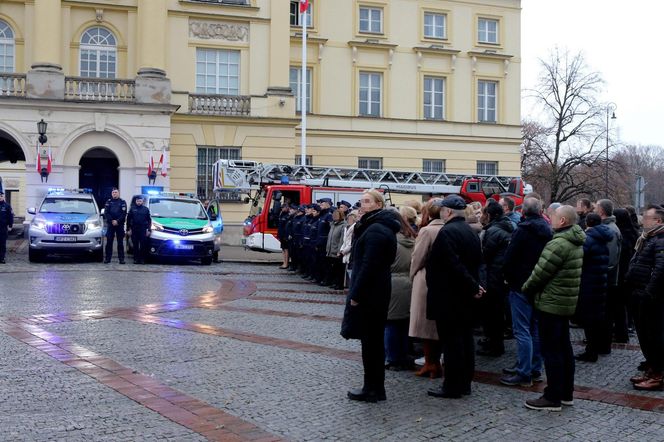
[37,119,48,145]
[605,103,617,198]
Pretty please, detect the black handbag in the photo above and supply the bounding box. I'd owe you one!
[340,302,364,340]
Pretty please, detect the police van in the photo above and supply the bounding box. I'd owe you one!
[143,192,223,265]
[27,188,104,262]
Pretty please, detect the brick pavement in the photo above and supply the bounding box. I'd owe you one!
[1,253,664,440]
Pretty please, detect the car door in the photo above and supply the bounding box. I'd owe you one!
[209,199,224,250]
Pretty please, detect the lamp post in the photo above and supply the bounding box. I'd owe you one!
[605,103,617,199]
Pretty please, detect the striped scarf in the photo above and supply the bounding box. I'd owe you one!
[635,224,664,253]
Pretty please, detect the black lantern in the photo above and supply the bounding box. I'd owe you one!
[37,119,48,145]
[148,169,157,185]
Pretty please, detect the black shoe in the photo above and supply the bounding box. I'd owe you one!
[347,388,386,402]
[103,259,111,264]
[133,260,139,264]
[598,349,611,355]
[574,352,598,362]
[0,259,5,264]
[427,386,462,399]
[503,365,518,375]
[119,260,125,264]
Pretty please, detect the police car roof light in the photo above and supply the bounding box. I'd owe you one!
[152,191,196,199]
[146,190,160,195]
[47,188,93,195]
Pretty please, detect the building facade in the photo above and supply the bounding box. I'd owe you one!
[0,0,521,239]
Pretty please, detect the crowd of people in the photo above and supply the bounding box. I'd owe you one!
[276,191,664,410]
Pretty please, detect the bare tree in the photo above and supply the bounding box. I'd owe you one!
[612,145,664,207]
[522,49,616,203]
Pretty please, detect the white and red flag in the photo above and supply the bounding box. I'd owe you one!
[159,147,168,177]
[299,0,309,13]
[46,144,52,174]
[35,142,41,172]
[147,148,155,177]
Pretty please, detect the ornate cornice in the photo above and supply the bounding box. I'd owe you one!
[189,19,249,42]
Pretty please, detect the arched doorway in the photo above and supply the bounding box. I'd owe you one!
[79,147,119,208]
[0,129,26,211]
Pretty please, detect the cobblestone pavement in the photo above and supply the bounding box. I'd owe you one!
[1,246,664,441]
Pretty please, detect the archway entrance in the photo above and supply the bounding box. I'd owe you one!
[0,130,26,210]
[79,148,119,208]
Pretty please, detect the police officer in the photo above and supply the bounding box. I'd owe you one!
[0,191,14,264]
[289,205,306,272]
[126,195,151,264]
[304,204,321,282]
[315,198,334,284]
[337,200,352,216]
[104,188,127,264]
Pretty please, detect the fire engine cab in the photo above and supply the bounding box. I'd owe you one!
[213,160,531,252]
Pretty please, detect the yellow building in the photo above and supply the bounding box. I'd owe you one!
[0,0,521,242]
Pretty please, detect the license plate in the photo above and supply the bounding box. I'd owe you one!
[174,244,194,250]
[55,236,77,242]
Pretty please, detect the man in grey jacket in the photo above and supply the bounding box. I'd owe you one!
[595,199,622,354]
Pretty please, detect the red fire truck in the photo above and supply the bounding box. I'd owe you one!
[213,160,531,252]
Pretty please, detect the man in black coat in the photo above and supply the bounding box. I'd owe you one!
[500,197,552,387]
[104,188,127,264]
[126,195,152,264]
[626,204,664,391]
[0,191,14,264]
[426,195,484,398]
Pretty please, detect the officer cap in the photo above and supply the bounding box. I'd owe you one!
[433,194,467,210]
[0,190,4,196]
[311,203,321,212]
[298,205,306,212]
[337,200,352,209]
[353,201,362,209]
[317,197,333,204]
[289,203,299,210]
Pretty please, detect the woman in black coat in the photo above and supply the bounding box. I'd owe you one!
[478,200,514,356]
[575,213,612,362]
[614,208,639,342]
[342,190,400,402]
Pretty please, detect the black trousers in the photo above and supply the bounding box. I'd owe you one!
[437,320,475,395]
[131,229,148,262]
[610,284,629,342]
[635,296,664,372]
[481,288,506,352]
[538,311,575,403]
[360,321,386,394]
[0,226,7,261]
[105,224,125,261]
[582,320,603,357]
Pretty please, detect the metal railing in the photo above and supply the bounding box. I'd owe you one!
[0,73,27,97]
[189,94,251,116]
[65,77,135,102]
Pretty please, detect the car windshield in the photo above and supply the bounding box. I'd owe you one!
[149,198,208,220]
[40,197,97,214]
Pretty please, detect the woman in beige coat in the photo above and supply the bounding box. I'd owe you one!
[409,199,444,378]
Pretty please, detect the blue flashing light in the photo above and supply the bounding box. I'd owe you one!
[147,190,160,195]
[172,239,181,245]
[280,175,290,185]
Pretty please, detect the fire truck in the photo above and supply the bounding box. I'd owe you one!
[212,159,531,252]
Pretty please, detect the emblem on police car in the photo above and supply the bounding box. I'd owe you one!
[179,229,189,236]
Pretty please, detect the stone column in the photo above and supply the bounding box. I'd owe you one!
[267,0,291,96]
[27,0,65,99]
[134,0,171,104]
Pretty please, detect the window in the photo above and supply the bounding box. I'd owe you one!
[478,18,498,44]
[423,76,445,120]
[289,66,312,113]
[477,161,498,175]
[359,7,383,34]
[358,157,382,169]
[294,155,313,166]
[477,80,497,123]
[423,159,445,173]
[0,20,15,73]
[80,27,117,78]
[290,1,313,27]
[424,12,446,39]
[196,48,240,95]
[359,72,382,117]
[197,146,241,201]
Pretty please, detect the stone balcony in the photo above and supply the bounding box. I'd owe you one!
[0,73,27,97]
[188,93,251,116]
[64,77,135,102]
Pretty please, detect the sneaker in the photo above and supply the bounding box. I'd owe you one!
[525,396,562,412]
[531,371,544,383]
[561,399,574,406]
[502,364,518,375]
[414,357,425,367]
[500,374,532,387]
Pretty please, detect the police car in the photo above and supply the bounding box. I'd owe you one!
[27,188,104,262]
[143,192,223,265]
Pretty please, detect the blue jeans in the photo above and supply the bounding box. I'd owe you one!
[509,291,543,379]
[384,319,410,365]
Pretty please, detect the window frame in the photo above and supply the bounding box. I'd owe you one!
[294,155,313,166]
[197,146,242,202]
[423,159,446,173]
[289,65,313,114]
[477,79,498,123]
[358,71,383,117]
[423,75,445,120]
[358,157,383,170]
[477,16,500,45]
[195,48,241,96]
[358,6,384,34]
[290,0,313,28]
[0,19,15,73]
[477,160,499,176]
[79,27,117,79]
[423,11,447,41]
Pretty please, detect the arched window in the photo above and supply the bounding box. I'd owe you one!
[0,20,15,73]
[80,27,117,78]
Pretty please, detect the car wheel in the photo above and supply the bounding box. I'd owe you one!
[28,248,43,263]
[201,256,213,266]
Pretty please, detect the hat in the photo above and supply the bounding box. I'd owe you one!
[298,205,306,212]
[317,197,333,204]
[433,195,467,210]
[337,200,351,209]
[353,201,361,209]
[311,203,321,212]
[289,203,299,210]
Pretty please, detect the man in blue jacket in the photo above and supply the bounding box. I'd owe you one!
[104,188,127,264]
[0,191,14,264]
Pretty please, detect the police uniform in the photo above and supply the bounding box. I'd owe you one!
[126,202,151,264]
[0,192,14,264]
[315,198,334,283]
[104,195,128,263]
[291,207,306,273]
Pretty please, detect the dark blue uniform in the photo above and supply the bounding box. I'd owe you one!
[127,205,151,264]
[291,213,305,272]
[104,197,127,263]
[0,198,14,263]
[315,208,333,282]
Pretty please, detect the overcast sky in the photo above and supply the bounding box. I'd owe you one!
[521,1,664,147]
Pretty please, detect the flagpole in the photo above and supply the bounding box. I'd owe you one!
[300,3,307,167]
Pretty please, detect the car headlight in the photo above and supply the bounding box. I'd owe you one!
[31,216,47,230]
[151,221,164,231]
[202,225,214,233]
[86,220,101,230]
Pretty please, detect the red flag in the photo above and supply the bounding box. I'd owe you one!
[46,145,52,174]
[299,0,309,13]
[147,150,154,177]
[36,142,41,172]
[159,147,168,177]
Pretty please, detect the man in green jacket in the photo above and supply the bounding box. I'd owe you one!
[522,205,585,411]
